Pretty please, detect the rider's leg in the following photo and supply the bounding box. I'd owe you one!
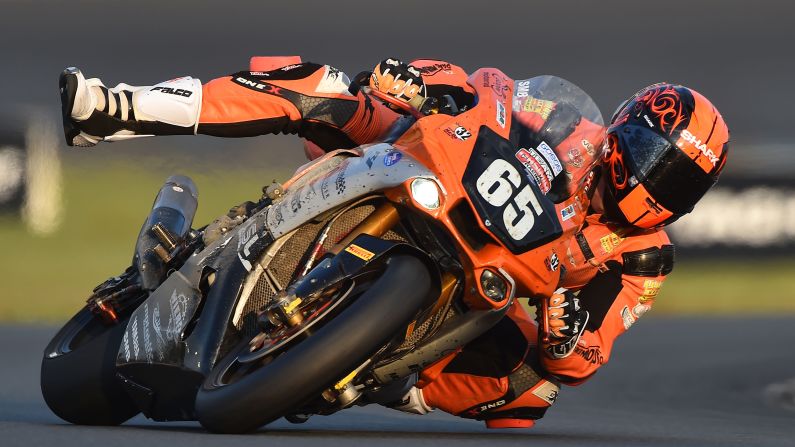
[60,68,201,147]
[414,303,560,428]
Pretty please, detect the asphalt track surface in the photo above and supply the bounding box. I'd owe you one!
[2,318,794,447]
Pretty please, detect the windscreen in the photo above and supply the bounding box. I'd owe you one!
[510,76,606,203]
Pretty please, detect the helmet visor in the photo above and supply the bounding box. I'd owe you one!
[618,125,672,181]
[643,146,717,214]
[618,125,717,214]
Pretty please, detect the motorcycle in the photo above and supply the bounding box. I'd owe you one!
[41,70,605,433]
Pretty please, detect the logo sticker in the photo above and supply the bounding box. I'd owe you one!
[633,303,651,318]
[444,124,471,141]
[496,100,506,128]
[639,279,662,303]
[516,80,530,98]
[522,96,555,120]
[545,253,560,271]
[531,380,560,405]
[621,305,636,330]
[680,129,720,166]
[561,204,576,221]
[599,231,626,254]
[383,151,403,167]
[515,148,552,193]
[345,244,375,261]
[536,141,563,176]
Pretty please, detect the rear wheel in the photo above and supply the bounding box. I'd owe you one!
[41,307,139,425]
[195,254,433,433]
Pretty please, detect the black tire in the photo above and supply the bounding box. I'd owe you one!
[195,254,432,433]
[41,307,140,425]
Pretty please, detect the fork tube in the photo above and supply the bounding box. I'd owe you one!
[329,203,400,255]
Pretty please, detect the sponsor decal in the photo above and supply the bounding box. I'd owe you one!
[522,96,555,119]
[599,230,626,253]
[545,253,560,272]
[482,72,510,100]
[344,244,375,261]
[680,129,720,166]
[416,62,453,76]
[280,64,302,71]
[621,305,636,330]
[633,303,651,318]
[495,100,506,128]
[536,141,563,175]
[532,380,560,405]
[150,86,192,97]
[581,139,596,156]
[383,151,403,167]
[575,343,604,365]
[516,148,552,193]
[479,399,506,412]
[639,279,662,303]
[334,168,346,194]
[561,204,576,221]
[365,152,378,169]
[516,80,531,98]
[236,220,260,270]
[643,114,655,128]
[567,147,584,168]
[233,76,283,95]
[320,171,333,199]
[443,124,472,141]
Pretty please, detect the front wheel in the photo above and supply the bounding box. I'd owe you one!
[195,254,433,433]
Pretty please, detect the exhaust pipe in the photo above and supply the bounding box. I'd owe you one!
[134,175,198,290]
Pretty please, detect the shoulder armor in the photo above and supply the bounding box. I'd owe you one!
[622,244,674,277]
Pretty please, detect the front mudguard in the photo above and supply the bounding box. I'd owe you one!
[292,234,440,309]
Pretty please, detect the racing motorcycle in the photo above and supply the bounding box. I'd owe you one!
[41,71,604,433]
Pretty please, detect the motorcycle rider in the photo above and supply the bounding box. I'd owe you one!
[60,58,729,428]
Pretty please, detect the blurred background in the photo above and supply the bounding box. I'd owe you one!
[0,0,793,321]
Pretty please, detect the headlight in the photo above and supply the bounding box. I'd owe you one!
[480,269,508,302]
[410,178,440,210]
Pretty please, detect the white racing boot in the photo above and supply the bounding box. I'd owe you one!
[59,67,202,147]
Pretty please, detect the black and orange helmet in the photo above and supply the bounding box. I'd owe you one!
[602,83,729,228]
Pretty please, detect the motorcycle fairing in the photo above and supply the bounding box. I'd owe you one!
[113,144,439,420]
[264,143,435,239]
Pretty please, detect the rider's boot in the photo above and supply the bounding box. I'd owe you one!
[59,67,202,147]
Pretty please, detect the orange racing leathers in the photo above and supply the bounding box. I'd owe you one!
[196,60,400,152]
[418,214,673,426]
[194,58,474,157]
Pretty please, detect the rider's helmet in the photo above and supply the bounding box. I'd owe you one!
[602,83,729,228]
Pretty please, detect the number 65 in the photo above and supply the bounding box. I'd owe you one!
[476,159,544,240]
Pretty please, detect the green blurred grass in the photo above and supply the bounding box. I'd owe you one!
[1,163,794,322]
[0,161,286,322]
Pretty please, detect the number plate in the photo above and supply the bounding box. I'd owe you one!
[462,126,562,254]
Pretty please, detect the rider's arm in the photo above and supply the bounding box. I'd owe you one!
[540,269,667,383]
[197,62,400,150]
[539,229,674,384]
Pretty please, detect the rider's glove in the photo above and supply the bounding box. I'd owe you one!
[368,58,427,114]
[537,291,589,360]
